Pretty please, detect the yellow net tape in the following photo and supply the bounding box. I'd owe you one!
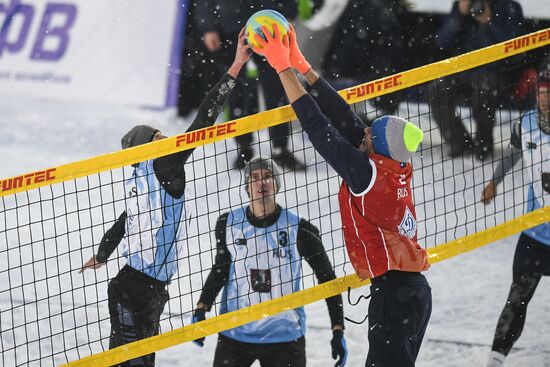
[61,204,550,367]
[3,28,549,197]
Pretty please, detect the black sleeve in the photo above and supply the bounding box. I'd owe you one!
[292,94,374,194]
[153,73,236,198]
[297,219,344,329]
[95,211,127,263]
[198,213,232,311]
[493,120,523,186]
[308,76,367,147]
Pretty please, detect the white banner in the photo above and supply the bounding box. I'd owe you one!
[0,0,186,107]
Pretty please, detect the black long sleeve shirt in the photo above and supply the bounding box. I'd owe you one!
[296,76,373,195]
[95,73,236,263]
[198,205,344,329]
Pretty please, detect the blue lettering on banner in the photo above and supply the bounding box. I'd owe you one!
[0,1,77,60]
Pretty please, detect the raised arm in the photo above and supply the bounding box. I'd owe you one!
[153,29,252,198]
[288,26,366,147]
[307,72,367,147]
[159,27,251,166]
[283,70,374,193]
[252,24,374,192]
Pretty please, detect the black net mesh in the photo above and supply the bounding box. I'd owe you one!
[0,46,549,366]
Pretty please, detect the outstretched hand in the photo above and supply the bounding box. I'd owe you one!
[253,24,291,74]
[79,256,104,273]
[234,27,253,65]
[287,24,311,75]
[227,27,253,78]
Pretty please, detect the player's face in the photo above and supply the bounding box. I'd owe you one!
[248,168,277,201]
[359,127,375,154]
[537,86,549,115]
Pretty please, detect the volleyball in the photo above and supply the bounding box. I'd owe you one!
[245,9,290,50]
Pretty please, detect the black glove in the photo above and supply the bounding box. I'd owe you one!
[330,330,347,367]
[191,308,206,347]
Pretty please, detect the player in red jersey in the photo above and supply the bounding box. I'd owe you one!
[252,24,431,366]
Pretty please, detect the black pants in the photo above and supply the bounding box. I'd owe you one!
[213,334,306,367]
[366,271,432,367]
[427,70,502,155]
[108,265,169,367]
[491,233,550,356]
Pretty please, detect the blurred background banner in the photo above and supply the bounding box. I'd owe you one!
[0,0,187,107]
[410,0,550,18]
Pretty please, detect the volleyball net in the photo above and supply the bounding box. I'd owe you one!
[0,28,549,367]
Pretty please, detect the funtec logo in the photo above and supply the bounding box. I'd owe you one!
[175,122,237,147]
[0,168,56,192]
[345,74,402,101]
[504,29,550,54]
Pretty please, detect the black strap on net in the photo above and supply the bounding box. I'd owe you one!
[344,286,371,325]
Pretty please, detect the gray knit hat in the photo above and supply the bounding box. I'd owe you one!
[371,116,423,162]
[244,156,281,192]
[121,125,159,149]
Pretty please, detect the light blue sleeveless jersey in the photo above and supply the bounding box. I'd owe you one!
[520,110,550,246]
[220,206,305,343]
[122,160,191,281]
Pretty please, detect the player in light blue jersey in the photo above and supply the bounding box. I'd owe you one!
[192,157,347,367]
[79,29,253,367]
[481,69,550,367]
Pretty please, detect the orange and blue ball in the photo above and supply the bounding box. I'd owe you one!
[245,10,290,50]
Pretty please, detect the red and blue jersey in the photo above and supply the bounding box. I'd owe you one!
[291,77,430,280]
[338,154,429,279]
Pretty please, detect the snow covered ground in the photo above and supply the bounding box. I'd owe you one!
[1,95,550,367]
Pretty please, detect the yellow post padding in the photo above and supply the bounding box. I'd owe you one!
[60,204,550,367]
[3,28,549,197]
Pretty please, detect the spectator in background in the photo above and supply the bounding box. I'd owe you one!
[177,1,218,118]
[192,157,346,367]
[195,1,306,171]
[480,68,550,367]
[323,0,409,123]
[428,0,525,160]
